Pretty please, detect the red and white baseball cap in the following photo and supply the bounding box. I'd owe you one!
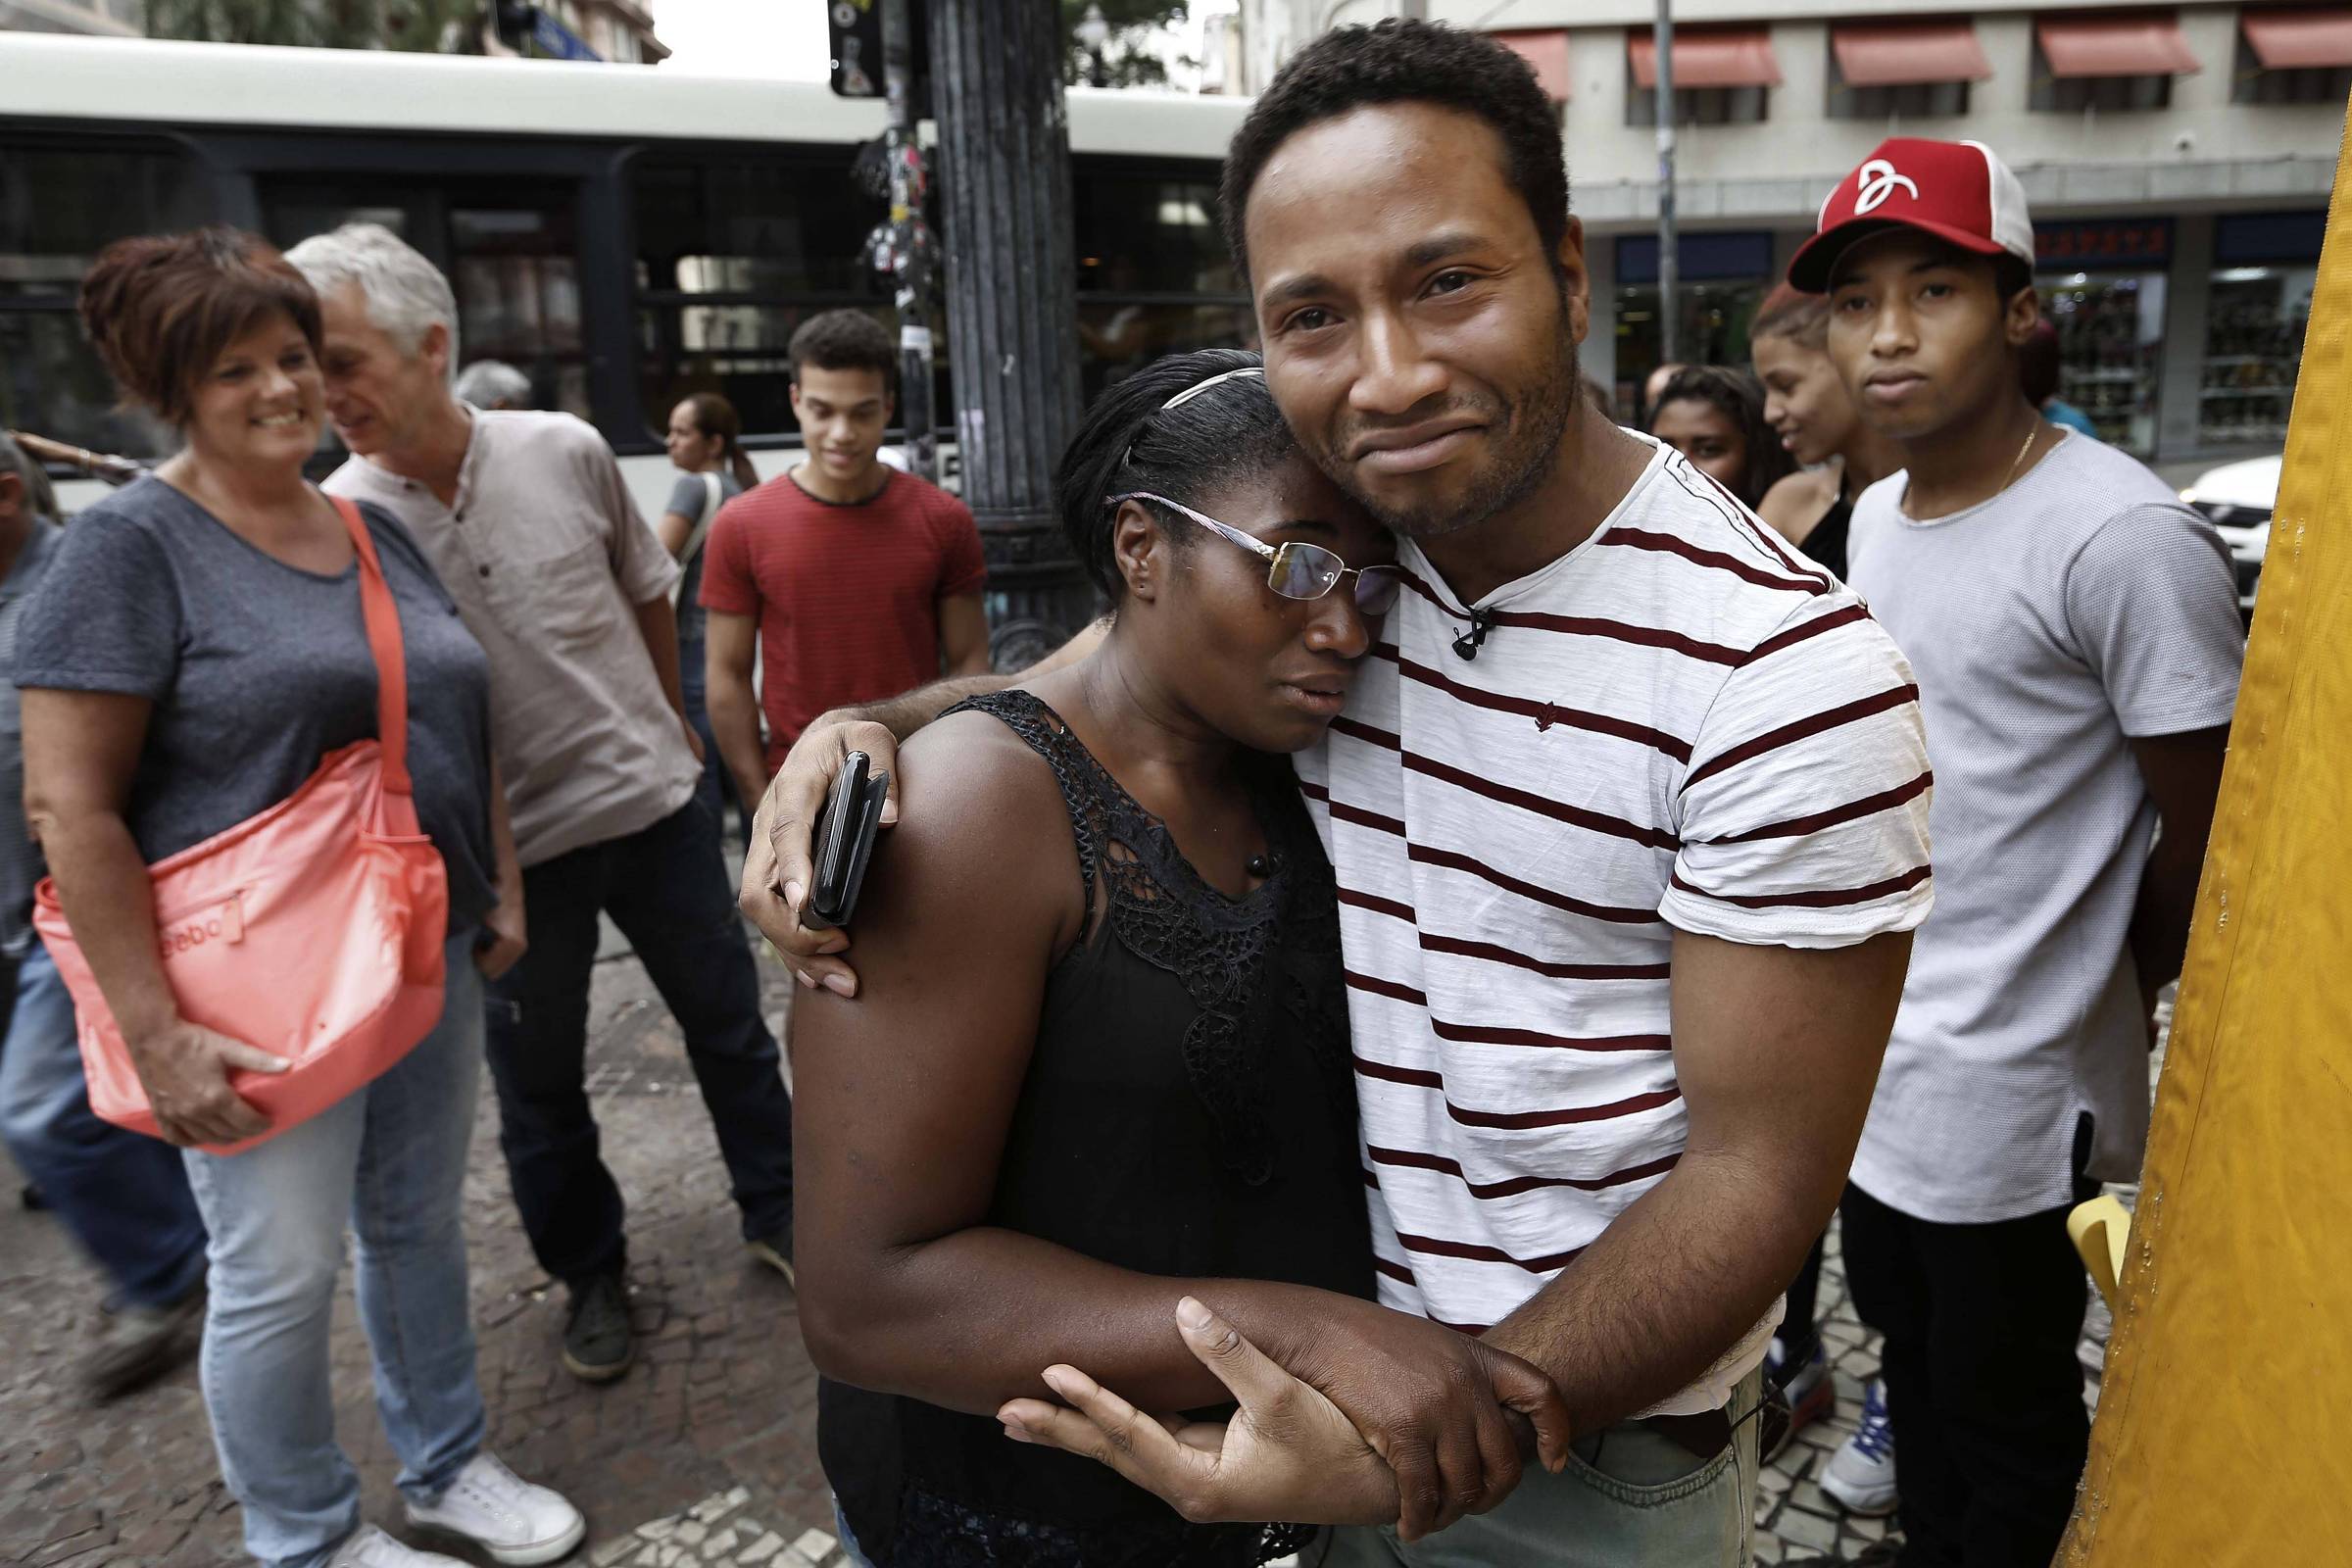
[1787,137,2034,293]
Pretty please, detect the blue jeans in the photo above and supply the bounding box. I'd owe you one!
[1325,1369,1763,1568]
[0,937,207,1308]
[182,931,488,1568]
[483,799,793,1284]
[679,639,741,838]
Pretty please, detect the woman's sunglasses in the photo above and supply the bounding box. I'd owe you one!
[1108,491,1402,616]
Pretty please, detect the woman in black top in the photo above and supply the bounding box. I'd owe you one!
[1750,284,1906,581]
[793,352,1542,1568]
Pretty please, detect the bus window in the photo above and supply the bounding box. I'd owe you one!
[265,181,592,423]
[1071,164,1251,399]
[632,152,904,444]
[1,140,209,460]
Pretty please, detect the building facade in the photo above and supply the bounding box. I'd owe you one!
[1220,0,2342,467]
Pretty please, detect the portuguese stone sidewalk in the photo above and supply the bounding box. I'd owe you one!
[3,935,2147,1567]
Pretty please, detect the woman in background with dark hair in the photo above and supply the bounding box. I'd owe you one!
[1750,283,1907,582]
[791,349,1555,1568]
[1648,365,1794,514]
[661,391,759,833]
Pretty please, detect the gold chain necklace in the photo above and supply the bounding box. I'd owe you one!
[1998,421,2043,493]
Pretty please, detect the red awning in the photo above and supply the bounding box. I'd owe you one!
[1627,25,1782,91]
[2035,13,2201,77]
[1831,19,1994,86]
[1494,29,1571,103]
[2242,7,2352,70]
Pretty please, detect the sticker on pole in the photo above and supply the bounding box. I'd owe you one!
[901,324,934,355]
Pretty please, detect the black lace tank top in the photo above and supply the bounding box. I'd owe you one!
[818,690,1374,1568]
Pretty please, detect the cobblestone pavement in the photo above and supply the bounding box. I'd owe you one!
[1,939,2158,1568]
[1,935,858,1568]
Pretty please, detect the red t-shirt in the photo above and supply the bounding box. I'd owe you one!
[699,468,987,768]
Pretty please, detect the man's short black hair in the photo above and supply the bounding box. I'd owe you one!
[1220,19,1569,283]
[1825,229,2035,305]
[789,309,896,393]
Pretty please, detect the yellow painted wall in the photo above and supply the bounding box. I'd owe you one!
[2060,116,2352,1567]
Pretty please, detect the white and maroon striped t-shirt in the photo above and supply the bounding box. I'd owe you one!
[1295,437,1934,1415]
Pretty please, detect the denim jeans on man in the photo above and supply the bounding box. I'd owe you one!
[1325,1367,1763,1568]
[484,798,792,1284]
[0,936,207,1309]
[182,931,489,1568]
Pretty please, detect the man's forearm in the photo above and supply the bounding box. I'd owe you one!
[2128,842,2203,1007]
[1482,1154,1821,1435]
[632,597,688,718]
[844,614,1112,740]
[708,673,770,811]
[836,672,1018,743]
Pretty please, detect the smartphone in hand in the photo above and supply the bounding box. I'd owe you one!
[804,750,890,930]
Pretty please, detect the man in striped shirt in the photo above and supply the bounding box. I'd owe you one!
[747,23,1932,1565]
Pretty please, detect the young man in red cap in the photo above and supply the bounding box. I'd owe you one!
[1785,138,2244,1567]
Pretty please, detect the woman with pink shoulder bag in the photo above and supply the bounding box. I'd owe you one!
[19,228,581,1568]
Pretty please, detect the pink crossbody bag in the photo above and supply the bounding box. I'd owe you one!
[32,496,452,1154]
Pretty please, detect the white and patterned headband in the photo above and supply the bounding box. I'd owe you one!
[1125,366,1266,468]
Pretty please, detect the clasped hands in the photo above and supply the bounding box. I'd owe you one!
[997,1294,1572,1543]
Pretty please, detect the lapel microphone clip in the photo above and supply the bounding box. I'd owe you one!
[1453,607,1496,662]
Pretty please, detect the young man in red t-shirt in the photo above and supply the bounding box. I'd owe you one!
[701,312,991,812]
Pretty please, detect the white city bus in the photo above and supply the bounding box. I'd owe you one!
[0,32,1250,519]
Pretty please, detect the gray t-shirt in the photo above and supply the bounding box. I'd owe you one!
[1844,430,2243,1223]
[665,469,742,650]
[18,477,498,925]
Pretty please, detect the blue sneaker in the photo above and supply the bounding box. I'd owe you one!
[1822,1377,1897,1516]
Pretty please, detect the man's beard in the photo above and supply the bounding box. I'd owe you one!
[1319,330,1581,543]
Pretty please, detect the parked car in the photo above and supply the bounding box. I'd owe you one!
[2180,454,2280,620]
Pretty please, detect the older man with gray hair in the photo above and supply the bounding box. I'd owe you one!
[286,224,797,1387]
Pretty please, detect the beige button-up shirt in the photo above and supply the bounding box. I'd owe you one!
[326,409,699,867]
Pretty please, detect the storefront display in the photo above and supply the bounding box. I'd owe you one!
[2199,212,2323,451]
[2035,220,2172,460]
[1612,232,1776,417]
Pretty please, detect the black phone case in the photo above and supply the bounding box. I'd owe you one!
[806,752,890,930]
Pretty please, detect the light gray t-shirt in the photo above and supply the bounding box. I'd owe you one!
[326,410,700,868]
[1844,430,2243,1223]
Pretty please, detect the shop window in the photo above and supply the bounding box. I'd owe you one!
[2030,38,2174,112]
[2036,270,2167,459]
[2230,31,2352,106]
[1626,84,1771,127]
[1828,79,1970,120]
[2200,213,2320,450]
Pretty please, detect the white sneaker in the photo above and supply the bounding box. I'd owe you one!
[406,1451,586,1565]
[1820,1377,1898,1516]
[326,1526,470,1567]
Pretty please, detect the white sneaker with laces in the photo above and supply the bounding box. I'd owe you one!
[1821,1376,1898,1516]
[405,1451,586,1565]
[325,1525,470,1567]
